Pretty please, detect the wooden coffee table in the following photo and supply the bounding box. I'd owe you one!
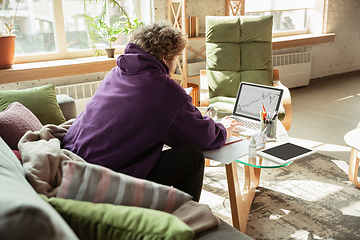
[197,107,290,233]
[201,120,289,234]
[225,120,290,233]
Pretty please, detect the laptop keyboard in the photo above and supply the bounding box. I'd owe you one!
[229,116,260,131]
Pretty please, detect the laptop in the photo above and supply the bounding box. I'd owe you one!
[229,82,284,136]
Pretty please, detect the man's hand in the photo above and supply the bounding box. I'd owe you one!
[220,116,241,137]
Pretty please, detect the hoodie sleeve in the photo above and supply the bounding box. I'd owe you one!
[164,98,227,151]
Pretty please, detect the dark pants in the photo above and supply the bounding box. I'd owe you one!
[146,144,205,202]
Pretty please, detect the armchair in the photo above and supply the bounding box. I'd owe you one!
[200,15,292,131]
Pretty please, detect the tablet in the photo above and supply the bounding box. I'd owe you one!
[257,142,315,164]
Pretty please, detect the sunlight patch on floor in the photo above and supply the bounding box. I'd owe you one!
[314,143,350,152]
[269,214,283,220]
[333,95,354,102]
[199,189,230,217]
[281,209,291,215]
[289,137,351,152]
[289,137,325,148]
[333,93,360,102]
[340,201,360,217]
[289,230,323,239]
[262,180,344,202]
[332,160,349,174]
[203,167,228,190]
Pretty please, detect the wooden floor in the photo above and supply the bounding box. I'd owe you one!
[287,70,360,163]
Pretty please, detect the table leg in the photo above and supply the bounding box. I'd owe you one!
[225,161,258,233]
[253,157,263,187]
[349,148,360,188]
[253,167,262,187]
[205,158,210,167]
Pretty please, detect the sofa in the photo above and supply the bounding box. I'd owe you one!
[0,84,253,240]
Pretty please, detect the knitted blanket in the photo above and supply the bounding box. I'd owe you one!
[18,119,85,197]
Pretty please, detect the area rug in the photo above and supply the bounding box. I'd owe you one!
[199,153,360,240]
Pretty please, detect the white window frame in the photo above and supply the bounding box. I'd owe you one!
[241,0,326,38]
[14,0,148,64]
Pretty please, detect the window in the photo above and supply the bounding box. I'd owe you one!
[0,0,141,63]
[228,0,325,37]
[0,0,56,55]
[63,0,133,51]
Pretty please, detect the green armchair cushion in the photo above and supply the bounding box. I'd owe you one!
[207,71,241,98]
[206,16,240,43]
[205,15,273,100]
[0,84,66,125]
[240,70,274,86]
[41,196,194,240]
[206,43,241,71]
[240,42,272,71]
[239,16,273,42]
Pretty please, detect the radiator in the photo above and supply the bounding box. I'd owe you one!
[55,81,102,100]
[273,52,311,88]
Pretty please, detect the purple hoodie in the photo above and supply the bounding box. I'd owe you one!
[62,43,226,178]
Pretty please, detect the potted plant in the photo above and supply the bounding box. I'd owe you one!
[84,0,143,58]
[87,17,122,58]
[0,0,20,69]
[87,15,143,58]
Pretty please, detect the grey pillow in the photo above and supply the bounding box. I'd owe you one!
[0,137,78,240]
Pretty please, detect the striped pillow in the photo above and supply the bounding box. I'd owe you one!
[56,161,192,213]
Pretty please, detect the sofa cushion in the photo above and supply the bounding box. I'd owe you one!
[56,94,77,120]
[42,196,194,240]
[0,102,43,150]
[0,137,78,240]
[57,161,192,213]
[0,84,66,125]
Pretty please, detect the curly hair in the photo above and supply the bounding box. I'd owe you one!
[130,21,188,62]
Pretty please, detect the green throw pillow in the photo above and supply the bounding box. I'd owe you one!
[0,84,66,125]
[40,195,195,240]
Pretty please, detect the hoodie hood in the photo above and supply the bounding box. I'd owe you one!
[117,43,169,75]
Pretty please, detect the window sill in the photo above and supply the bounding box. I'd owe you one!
[272,33,335,50]
[0,33,335,84]
[0,55,118,84]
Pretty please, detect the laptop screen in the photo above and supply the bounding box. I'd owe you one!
[233,82,283,121]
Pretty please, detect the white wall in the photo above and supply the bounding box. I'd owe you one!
[310,0,360,79]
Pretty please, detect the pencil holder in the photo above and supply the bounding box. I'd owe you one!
[261,118,277,139]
